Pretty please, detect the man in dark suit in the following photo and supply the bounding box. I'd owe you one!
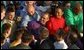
[35,37,54,49]
[32,27,54,49]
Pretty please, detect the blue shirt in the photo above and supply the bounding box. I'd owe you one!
[20,11,40,27]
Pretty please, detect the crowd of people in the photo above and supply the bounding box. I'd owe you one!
[1,1,83,49]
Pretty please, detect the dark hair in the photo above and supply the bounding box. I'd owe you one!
[36,1,44,6]
[6,4,15,13]
[39,27,49,39]
[2,23,11,34]
[55,6,63,12]
[14,2,21,10]
[63,1,70,6]
[1,4,5,12]
[21,31,33,43]
[56,28,65,38]
[11,28,25,42]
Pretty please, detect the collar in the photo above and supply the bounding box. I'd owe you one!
[40,39,45,44]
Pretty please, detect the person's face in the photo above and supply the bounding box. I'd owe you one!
[40,14,49,25]
[74,6,81,14]
[65,3,71,8]
[27,6,35,16]
[4,28,11,38]
[74,2,82,14]
[7,12,15,20]
[1,10,5,20]
[55,8,63,19]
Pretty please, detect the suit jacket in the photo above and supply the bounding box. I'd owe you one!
[34,38,54,49]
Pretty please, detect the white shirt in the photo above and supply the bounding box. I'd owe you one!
[2,19,15,27]
[5,38,10,43]
[54,40,68,49]
[40,39,45,44]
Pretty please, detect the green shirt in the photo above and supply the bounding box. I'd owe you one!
[64,8,83,33]
[74,12,83,32]
[64,8,74,25]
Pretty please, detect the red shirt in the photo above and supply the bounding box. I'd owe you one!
[46,16,65,36]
